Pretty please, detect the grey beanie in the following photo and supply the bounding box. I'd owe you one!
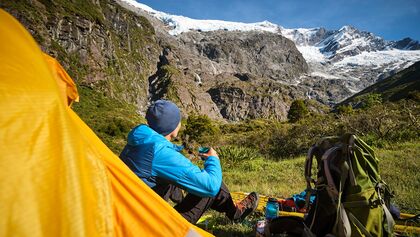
[146,100,181,136]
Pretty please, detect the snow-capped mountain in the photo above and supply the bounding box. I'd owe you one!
[281,25,420,92]
[281,25,420,61]
[282,26,389,60]
[391,37,420,50]
[118,0,281,35]
[119,0,420,95]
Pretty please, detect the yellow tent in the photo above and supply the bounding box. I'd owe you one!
[0,9,211,237]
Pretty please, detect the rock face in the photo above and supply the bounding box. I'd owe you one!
[1,0,314,121]
[392,38,420,50]
[1,0,160,113]
[177,31,308,82]
[144,29,309,120]
[120,2,310,120]
[207,80,296,121]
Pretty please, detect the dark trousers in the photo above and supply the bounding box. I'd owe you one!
[152,182,237,224]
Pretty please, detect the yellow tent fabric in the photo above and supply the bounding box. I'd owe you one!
[43,53,80,106]
[0,9,212,237]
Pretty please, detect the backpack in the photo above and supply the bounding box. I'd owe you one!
[303,133,395,237]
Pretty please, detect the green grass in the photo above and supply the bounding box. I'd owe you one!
[223,157,306,198]
[378,142,420,213]
[197,141,420,236]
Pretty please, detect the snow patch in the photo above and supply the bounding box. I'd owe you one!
[296,46,326,63]
[120,0,280,35]
[334,49,420,68]
[347,87,361,94]
[281,27,320,45]
[310,71,341,80]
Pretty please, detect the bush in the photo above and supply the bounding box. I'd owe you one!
[100,117,133,138]
[183,114,220,145]
[269,114,340,158]
[288,99,309,123]
[360,93,383,109]
[336,104,354,115]
[213,100,419,160]
[338,101,419,143]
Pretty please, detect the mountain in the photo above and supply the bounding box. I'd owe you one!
[118,0,420,103]
[391,37,420,50]
[116,0,316,121]
[339,61,420,106]
[2,0,418,122]
[282,25,391,61]
[281,26,420,94]
[1,0,311,121]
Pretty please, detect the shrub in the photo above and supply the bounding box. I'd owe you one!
[183,114,220,145]
[269,114,340,158]
[100,117,133,138]
[336,104,354,115]
[338,101,419,143]
[360,93,383,109]
[288,99,309,123]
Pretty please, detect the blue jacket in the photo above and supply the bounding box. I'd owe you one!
[119,124,222,197]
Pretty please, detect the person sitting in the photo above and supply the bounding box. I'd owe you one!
[119,99,259,224]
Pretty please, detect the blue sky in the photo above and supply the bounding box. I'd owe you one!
[138,0,420,40]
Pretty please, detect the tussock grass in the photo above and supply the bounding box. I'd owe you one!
[223,157,306,198]
[377,142,420,212]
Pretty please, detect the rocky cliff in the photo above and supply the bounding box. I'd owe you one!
[150,29,309,120]
[1,0,315,121]
[117,0,311,120]
[1,0,160,113]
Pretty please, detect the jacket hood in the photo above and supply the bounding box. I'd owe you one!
[127,124,184,151]
[127,124,161,146]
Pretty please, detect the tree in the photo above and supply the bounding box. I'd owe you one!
[287,99,309,123]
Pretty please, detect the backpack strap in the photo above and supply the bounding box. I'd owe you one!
[334,205,352,237]
[334,158,351,237]
[347,211,374,237]
[346,135,357,186]
[304,146,316,189]
[302,224,317,237]
[304,146,317,210]
[376,183,395,236]
[322,147,340,200]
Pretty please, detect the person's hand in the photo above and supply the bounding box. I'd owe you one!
[199,147,219,160]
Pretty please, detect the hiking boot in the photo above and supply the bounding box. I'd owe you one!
[233,192,259,222]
